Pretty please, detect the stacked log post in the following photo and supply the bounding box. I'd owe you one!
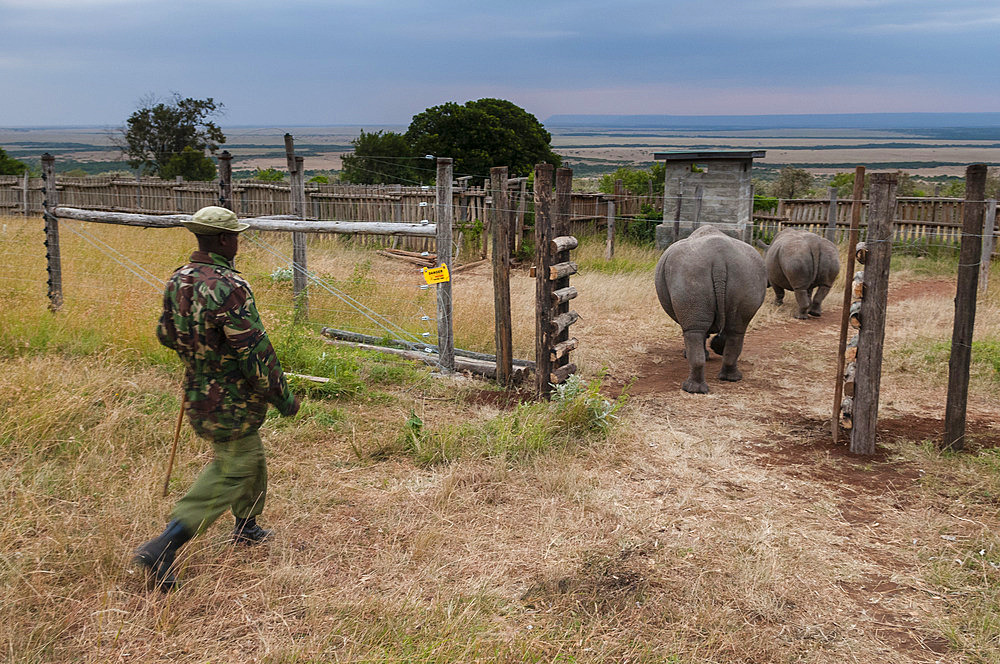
[41,153,63,311]
[284,134,308,321]
[833,166,865,443]
[535,164,579,397]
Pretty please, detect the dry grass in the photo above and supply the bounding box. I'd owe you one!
[3,216,1000,662]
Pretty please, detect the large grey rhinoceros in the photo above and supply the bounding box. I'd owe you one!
[654,225,766,394]
[763,229,840,319]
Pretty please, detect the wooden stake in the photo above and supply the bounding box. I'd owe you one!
[218,150,233,210]
[825,187,838,242]
[162,393,187,497]
[979,199,997,293]
[850,173,897,456]
[944,164,988,451]
[436,158,455,373]
[491,166,513,386]
[605,198,615,260]
[833,166,865,443]
[534,163,555,398]
[285,135,309,322]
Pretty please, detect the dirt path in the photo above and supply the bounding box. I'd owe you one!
[604,277,997,661]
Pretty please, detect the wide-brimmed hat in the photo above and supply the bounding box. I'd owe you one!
[181,206,250,235]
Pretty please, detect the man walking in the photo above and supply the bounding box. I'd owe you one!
[134,206,300,591]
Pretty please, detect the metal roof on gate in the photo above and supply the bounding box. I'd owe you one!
[652,150,766,161]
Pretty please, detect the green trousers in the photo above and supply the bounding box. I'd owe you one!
[171,431,267,535]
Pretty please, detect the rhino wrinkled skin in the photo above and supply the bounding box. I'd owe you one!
[764,229,840,319]
[654,226,767,394]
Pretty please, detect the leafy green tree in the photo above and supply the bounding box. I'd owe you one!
[117,94,225,177]
[160,146,216,181]
[770,166,813,199]
[0,147,28,175]
[340,130,420,184]
[253,168,285,182]
[405,98,560,182]
[598,164,665,197]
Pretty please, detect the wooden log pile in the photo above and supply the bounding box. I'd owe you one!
[840,241,867,429]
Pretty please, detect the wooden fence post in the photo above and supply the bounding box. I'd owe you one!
[22,170,29,216]
[218,150,233,210]
[534,164,555,397]
[605,197,615,260]
[833,166,865,443]
[285,134,309,321]
[979,199,997,293]
[436,157,455,373]
[491,167,513,385]
[515,177,527,255]
[41,153,63,311]
[850,173,897,455]
[825,187,838,242]
[944,164,989,451]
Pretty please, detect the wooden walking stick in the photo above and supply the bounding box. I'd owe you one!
[162,393,187,497]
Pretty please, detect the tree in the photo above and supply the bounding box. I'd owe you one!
[598,164,665,197]
[0,147,28,175]
[160,146,216,181]
[340,130,419,184]
[771,166,813,199]
[405,98,560,182]
[253,168,285,182]
[117,94,225,177]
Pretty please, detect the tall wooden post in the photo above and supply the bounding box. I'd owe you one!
[436,157,455,373]
[944,164,988,451]
[218,150,233,210]
[285,134,308,321]
[605,197,616,260]
[850,173,897,455]
[692,184,704,231]
[833,166,865,443]
[534,163,555,397]
[825,187,838,242]
[979,199,997,293]
[22,170,29,216]
[40,153,62,311]
[515,177,527,255]
[491,167,513,385]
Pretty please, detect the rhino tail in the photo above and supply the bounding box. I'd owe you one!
[711,261,727,335]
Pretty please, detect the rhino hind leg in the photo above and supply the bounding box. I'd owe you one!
[792,289,812,319]
[717,334,745,382]
[808,285,831,317]
[772,285,785,305]
[681,331,710,394]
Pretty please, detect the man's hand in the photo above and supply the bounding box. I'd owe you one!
[287,395,301,417]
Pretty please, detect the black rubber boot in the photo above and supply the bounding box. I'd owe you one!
[133,519,192,592]
[233,517,273,545]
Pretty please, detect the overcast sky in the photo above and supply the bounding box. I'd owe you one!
[2,0,999,127]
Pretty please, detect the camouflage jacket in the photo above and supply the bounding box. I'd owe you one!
[157,251,296,441]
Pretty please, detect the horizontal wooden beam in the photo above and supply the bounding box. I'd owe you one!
[551,286,578,306]
[324,339,529,382]
[550,310,579,337]
[550,363,577,385]
[550,337,578,362]
[550,235,578,254]
[320,327,535,368]
[549,261,578,280]
[53,207,437,237]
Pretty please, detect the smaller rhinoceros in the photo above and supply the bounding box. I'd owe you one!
[763,229,840,319]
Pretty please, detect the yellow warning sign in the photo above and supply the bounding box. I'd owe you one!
[422,263,450,285]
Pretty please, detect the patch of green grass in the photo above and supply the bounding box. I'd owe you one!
[890,246,960,277]
[369,376,625,466]
[894,337,1000,382]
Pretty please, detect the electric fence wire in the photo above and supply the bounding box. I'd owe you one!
[245,233,427,346]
